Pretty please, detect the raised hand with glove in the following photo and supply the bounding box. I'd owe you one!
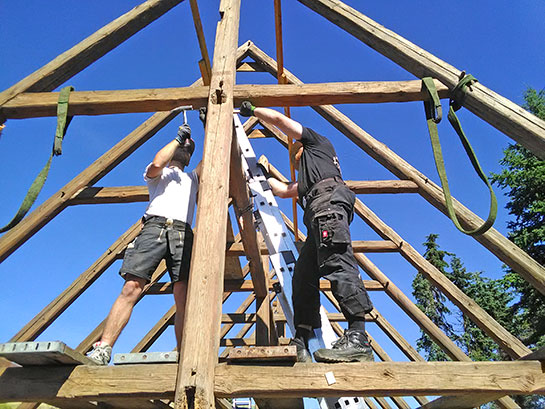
[176,124,192,145]
[239,100,256,117]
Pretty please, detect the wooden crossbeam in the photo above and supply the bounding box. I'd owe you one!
[1,361,544,402]
[147,278,384,294]
[69,186,149,205]
[220,312,373,324]
[1,80,449,119]
[68,179,419,205]
[226,240,398,255]
[175,0,241,407]
[0,0,184,106]
[247,42,545,304]
[297,0,545,160]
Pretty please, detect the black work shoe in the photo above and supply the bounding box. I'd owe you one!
[289,338,312,363]
[313,329,374,363]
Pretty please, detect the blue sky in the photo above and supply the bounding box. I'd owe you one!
[1,1,544,407]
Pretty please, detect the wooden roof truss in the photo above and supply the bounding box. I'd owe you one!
[1,0,545,408]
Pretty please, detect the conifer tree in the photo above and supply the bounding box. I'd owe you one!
[491,87,545,349]
[412,234,457,361]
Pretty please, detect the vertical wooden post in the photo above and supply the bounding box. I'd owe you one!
[174,0,240,407]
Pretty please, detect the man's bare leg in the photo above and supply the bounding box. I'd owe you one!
[100,275,147,346]
[173,280,188,352]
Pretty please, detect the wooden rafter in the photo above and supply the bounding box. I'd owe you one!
[0,0,185,107]
[297,0,545,160]
[67,178,419,206]
[147,278,384,294]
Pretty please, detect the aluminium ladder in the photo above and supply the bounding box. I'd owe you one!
[234,114,366,409]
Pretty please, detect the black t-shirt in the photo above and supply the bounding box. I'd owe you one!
[297,127,342,200]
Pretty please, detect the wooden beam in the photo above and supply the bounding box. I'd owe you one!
[0,110,180,264]
[247,42,545,302]
[189,0,212,84]
[369,309,425,363]
[69,186,148,205]
[237,62,266,72]
[346,180,419,194]
[221,312,373,324]
[10,221,141,342]
[148,278,384,294]
[297,0,545,160]
[174,0,240,407]
[1,80,450,119]
[0,0,184,106]
[364,397,380,409]
[226,240,398,255]
[2,362,544,402]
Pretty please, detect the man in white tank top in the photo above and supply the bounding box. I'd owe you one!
[87,123,201,365]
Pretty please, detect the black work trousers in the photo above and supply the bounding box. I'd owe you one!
[293,179,373,329]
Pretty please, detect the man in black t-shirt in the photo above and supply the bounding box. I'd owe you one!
[240,101,374,363]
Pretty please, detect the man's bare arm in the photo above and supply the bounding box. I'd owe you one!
[146,140,180,179]
[240,101,303,141]
[268,177,298,198]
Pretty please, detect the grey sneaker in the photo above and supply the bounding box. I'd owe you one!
[313,329,374,363]
[87,342,112,365]
[289,338,312,363]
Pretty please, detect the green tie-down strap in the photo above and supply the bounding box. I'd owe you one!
[421,76,497,236]
[0,86,74,233]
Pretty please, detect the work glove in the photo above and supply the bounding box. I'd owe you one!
[176,124,191,145]
[239,100,256,117]
[199,107,207,127]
